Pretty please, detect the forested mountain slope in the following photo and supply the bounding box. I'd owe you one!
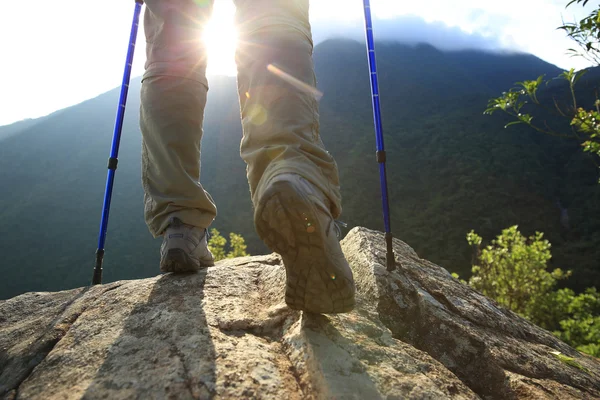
[1,39,598,299]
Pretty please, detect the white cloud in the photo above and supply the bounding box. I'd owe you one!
[311,0,595,70]
[0,0,596,126]
[312,15,504,52]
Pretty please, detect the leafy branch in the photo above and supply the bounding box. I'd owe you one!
[560,0,600,65]
[485,0,600,178]
[483,70,587,140]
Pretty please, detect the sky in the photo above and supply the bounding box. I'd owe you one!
[0,0,596,126]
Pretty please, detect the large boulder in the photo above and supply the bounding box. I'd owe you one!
[1,227,599,399]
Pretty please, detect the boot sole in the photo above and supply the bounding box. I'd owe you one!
[160,249,214,273]
[255,180,355,314]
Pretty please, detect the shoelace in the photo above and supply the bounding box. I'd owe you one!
[334,220,348,240]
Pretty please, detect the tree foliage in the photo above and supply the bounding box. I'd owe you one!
[464,226,600,357]
[553,287,600,356]
[207,229,249,261]
[466,226,567,317]
[561,0,600,65]
[485,0,600,179]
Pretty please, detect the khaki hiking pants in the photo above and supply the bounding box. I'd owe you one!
[141,0,342,238]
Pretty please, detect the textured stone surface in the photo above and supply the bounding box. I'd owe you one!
[1,227,599,399]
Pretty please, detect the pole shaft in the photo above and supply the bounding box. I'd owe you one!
[362,0,395,271]
[93,1,143,285]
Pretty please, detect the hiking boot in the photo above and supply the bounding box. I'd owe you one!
[160,217,215,273]
[255,174,355,314]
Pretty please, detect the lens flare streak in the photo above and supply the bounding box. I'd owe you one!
[267,64,323,101]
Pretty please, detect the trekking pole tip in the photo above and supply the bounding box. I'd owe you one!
[92,249,104,285]
[385,232,395,271]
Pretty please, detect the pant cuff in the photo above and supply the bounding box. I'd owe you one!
[148,208,216,238]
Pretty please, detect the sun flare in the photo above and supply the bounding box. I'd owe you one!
[202,1,238,76]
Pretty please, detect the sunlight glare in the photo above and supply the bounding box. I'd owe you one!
[202,1,237,76]
[311,0,359,22]
[267,64,323,100]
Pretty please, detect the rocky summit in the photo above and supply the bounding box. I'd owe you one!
[1,227,599,399]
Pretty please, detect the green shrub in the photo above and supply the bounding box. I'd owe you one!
[463,226,600,357]
[207,229,249,261]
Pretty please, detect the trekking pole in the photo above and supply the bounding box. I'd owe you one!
[92,0,144,285]
[362,0,396,271]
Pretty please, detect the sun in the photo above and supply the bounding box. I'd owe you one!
[202,1,238,76]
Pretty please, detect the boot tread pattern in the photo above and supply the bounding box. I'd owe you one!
[256,181,355,314]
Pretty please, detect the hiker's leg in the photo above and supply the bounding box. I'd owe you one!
[234,0,342,218]
[140,0,217,238]
[234,0,353,314]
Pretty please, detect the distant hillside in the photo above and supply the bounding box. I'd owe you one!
[0,118,44,141]
[1,39,598,300]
